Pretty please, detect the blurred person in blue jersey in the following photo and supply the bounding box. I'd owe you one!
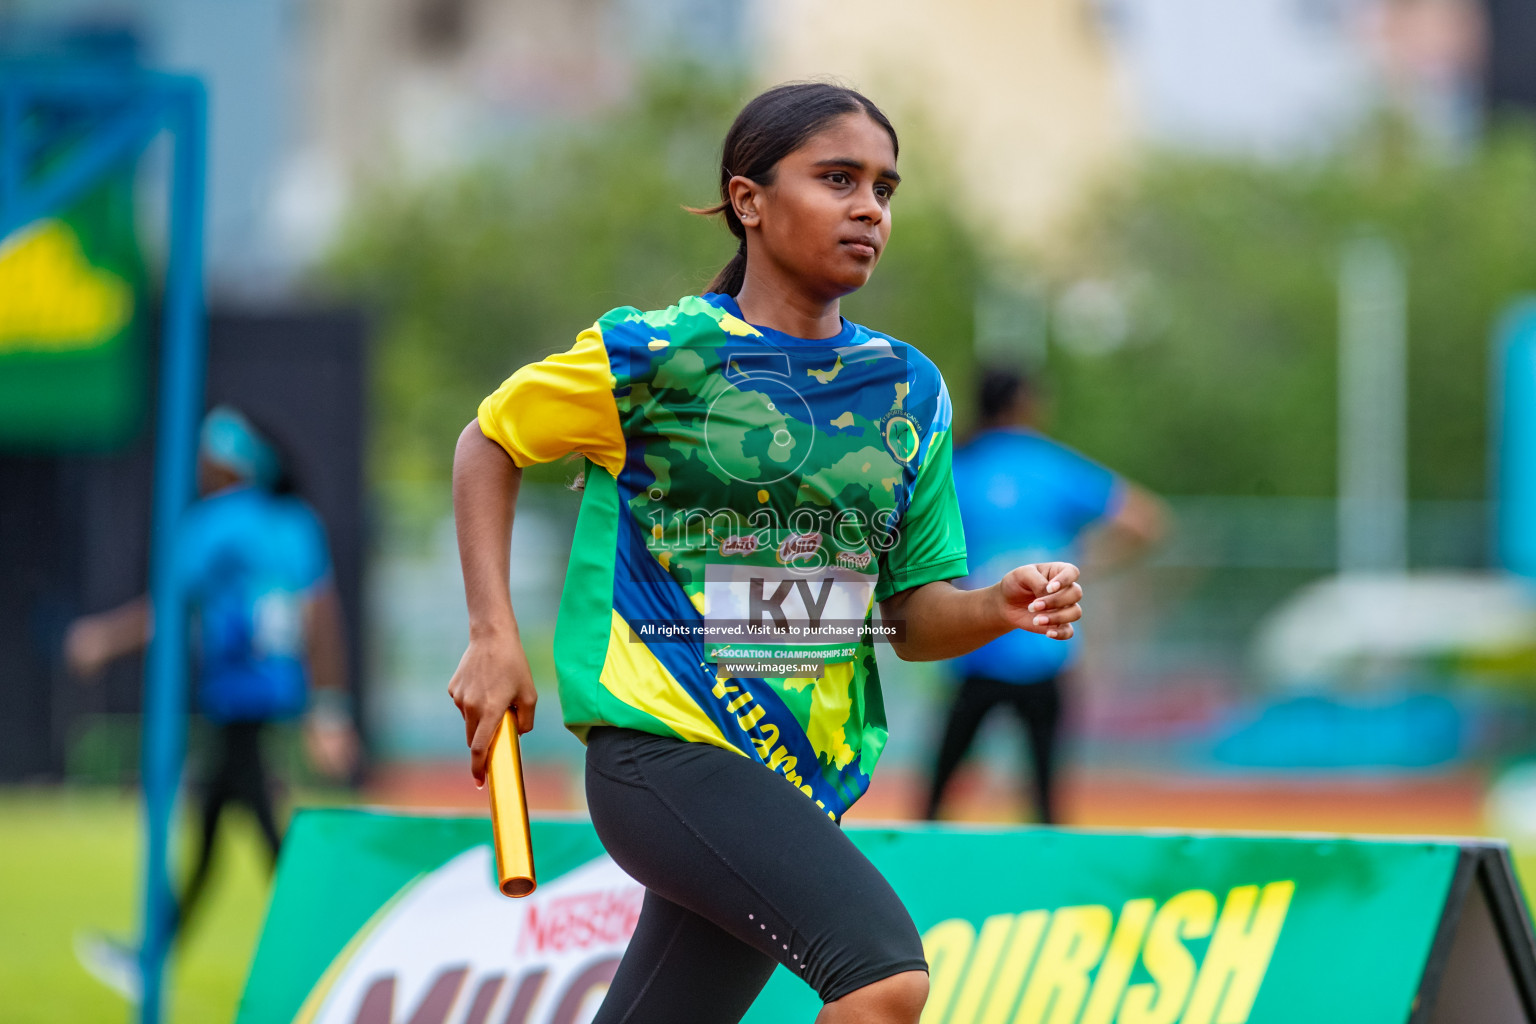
[64,405,356,965]
[922,367,1166,824]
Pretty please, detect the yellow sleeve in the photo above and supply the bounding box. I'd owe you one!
[476,324,625,478]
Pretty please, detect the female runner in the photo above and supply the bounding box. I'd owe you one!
[450,82,1083,1024]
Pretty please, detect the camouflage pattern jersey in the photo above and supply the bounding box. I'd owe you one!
[478,292,967,820]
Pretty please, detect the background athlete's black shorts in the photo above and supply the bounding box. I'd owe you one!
[585,726,928,1024]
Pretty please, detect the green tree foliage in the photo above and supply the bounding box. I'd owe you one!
[1046,120,1536,498]
[323,71,1535,502]
[322,69,979,485]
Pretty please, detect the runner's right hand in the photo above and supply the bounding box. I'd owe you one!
[448,632,537,786]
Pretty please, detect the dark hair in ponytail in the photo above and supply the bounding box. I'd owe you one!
[693,82,898,296]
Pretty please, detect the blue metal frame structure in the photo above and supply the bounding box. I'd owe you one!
[1495,300,1536,580]
[0,64,206,1024]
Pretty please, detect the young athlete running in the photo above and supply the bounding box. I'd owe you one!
[450,83,1083,1024]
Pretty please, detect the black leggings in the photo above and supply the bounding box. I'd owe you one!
[585,727,927,1024]
[178,720,283,935]
[923,673,1063,825]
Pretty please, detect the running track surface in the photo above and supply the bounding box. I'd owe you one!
[364,762,1491,838]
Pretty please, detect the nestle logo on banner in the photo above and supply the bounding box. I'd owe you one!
[295,850,643,1024]
[777,532,822,563]
[518,888,643,956]
[719,534,760,556]
[835,550,873,570]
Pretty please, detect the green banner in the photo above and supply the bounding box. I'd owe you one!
[0,175,145,447]
[239,810,1515,1024]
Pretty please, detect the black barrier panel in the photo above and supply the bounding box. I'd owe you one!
[1417,844,1536,1023]
[1486,0,1536,116]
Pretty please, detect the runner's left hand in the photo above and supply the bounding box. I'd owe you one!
[994,562,1082,640]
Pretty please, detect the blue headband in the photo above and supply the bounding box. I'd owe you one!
[200,406,280,487]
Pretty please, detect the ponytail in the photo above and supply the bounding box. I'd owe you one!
[690,82,897,297]
[709,242,749,296]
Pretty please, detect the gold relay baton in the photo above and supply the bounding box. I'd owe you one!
[487,709,537,897]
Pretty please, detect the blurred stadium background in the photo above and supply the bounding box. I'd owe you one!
[6,0,1536,1020]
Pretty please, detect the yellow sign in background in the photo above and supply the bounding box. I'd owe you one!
[0,177,144,448]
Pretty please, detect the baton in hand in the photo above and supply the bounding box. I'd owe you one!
[487,709,536,897]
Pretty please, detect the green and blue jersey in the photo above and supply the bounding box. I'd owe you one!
[478,293,967,819]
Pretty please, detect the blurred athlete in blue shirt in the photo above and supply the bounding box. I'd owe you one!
[923,367,1165,824]
[66,406,355,967]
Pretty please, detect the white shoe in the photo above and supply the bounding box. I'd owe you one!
[74,931,142,1003]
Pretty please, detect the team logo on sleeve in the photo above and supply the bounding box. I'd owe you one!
[880,412,921,464]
